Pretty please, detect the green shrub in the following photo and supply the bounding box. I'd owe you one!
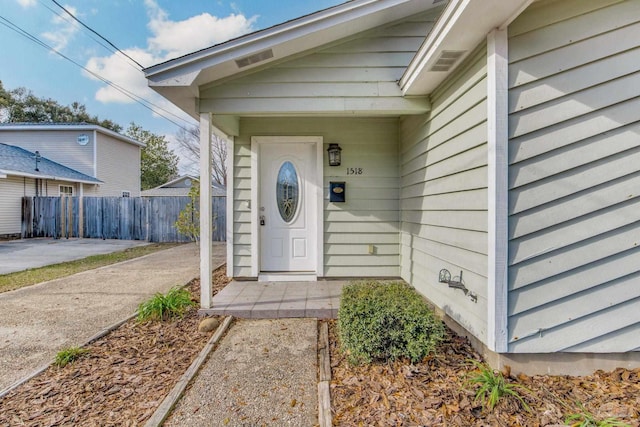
[137,286,195,322]
[337,281,445,364]
[55,346,89,368]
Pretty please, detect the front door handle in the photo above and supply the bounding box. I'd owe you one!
[260,215,265,226]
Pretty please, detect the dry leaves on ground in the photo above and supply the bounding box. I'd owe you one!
[328,321,640,427]
[0,266,229,427]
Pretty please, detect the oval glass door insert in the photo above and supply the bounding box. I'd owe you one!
[276,161,299,223]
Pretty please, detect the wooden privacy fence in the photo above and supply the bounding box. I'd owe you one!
[21,196,226,242]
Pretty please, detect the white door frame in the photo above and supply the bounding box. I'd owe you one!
[250,136,324,279]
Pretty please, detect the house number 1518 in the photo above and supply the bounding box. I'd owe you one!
[347,167,363,175]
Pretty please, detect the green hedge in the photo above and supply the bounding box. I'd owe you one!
[338,281,445,364]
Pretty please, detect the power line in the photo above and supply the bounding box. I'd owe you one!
[0,14,196,134]
[48,0,145,69]
[36,0,141,74]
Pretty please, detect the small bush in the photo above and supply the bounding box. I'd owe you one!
[137,286,195,322]
[337,281,445,364]
[55,346,89,368]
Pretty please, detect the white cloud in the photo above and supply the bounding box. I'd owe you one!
[85,0,257,122]
[41,5,80,51]
[145,0,256,60]
[17,0,36,7]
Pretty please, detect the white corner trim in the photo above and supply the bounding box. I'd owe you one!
[251,136,324,278]
[250,138,260,277]
[315,139,324,278]
[226,136,235,278]
[199,113,214,309]
[487,29,509,353]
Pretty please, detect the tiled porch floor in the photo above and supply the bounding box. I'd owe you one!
[202,280,348,319]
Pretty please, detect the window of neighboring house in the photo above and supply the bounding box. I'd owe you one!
[59,185,73,197]
[122,191,131,198]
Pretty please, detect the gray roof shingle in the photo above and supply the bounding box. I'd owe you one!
[0,143,101,183]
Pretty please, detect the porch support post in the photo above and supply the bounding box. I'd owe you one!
[200,112,213,309]
[487,28,509,353]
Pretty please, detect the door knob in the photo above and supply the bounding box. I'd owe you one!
[260,215,265,226]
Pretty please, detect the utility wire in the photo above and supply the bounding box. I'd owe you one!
[48,0,145,69]
[0,14,197,135]
[37,0,141,74]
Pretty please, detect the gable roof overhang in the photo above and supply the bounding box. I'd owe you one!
[400,0,533,96]
[144,0,444,119]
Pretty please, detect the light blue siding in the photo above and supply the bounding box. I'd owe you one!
[507,0,640,352]
[399,46,489,343]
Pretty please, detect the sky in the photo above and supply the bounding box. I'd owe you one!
[0,0,344,172]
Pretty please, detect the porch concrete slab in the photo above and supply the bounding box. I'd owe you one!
[207,280,347,319]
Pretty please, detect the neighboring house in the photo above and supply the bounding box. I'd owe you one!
[144,0,640,374]
[0,123,144,238]
[0,144,101,238]
[141,174,226,197]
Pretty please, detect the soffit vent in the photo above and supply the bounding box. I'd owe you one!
[235,49,274,68]
[429,50,466,72]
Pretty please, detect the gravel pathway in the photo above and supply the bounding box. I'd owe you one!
[164,318,318,426]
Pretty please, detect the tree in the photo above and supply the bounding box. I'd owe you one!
[126,122,179,190]
[174,184,201,244]
[0,80,122,132]
[174,125,227,186]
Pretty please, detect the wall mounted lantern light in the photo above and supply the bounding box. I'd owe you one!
[327,143,342,166]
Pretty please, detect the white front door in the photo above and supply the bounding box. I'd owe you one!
[259,142,317,273]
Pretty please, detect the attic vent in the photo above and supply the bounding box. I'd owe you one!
[430,50,466,72]
[235,49,274,68]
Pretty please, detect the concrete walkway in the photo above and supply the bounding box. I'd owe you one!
[0,243,225,391]
[164,318,318,427]
[0,238,148,275]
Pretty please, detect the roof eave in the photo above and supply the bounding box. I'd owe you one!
[400,0,533,96]
[144,0,440,118]
[0,169,102,184]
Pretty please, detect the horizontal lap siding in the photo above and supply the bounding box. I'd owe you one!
[507,0,640,352]
[199,11,439,114]
[0,177,34,235]
[399,47,489,343]
[0,130,95,177]
[233,117,399,278]
[96,135,141,197]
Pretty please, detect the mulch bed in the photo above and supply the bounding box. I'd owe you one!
[0,266,230,427]
[328,321,640,426]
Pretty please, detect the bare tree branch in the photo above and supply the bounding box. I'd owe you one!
[174,125,227,186]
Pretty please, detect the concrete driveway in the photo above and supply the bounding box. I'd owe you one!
[0,242,226,392]
[0,238,149,275]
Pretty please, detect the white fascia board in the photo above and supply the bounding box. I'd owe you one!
[401,0,532,96]
[0,169,100,184]
[0,124,145,148]
[145,0,430,87]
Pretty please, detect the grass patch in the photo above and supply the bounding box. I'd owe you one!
[54,346,89,368]
[137,286,195,322]
[468,361,530,412]
[0,243,178,294]
[564,405,631,427]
